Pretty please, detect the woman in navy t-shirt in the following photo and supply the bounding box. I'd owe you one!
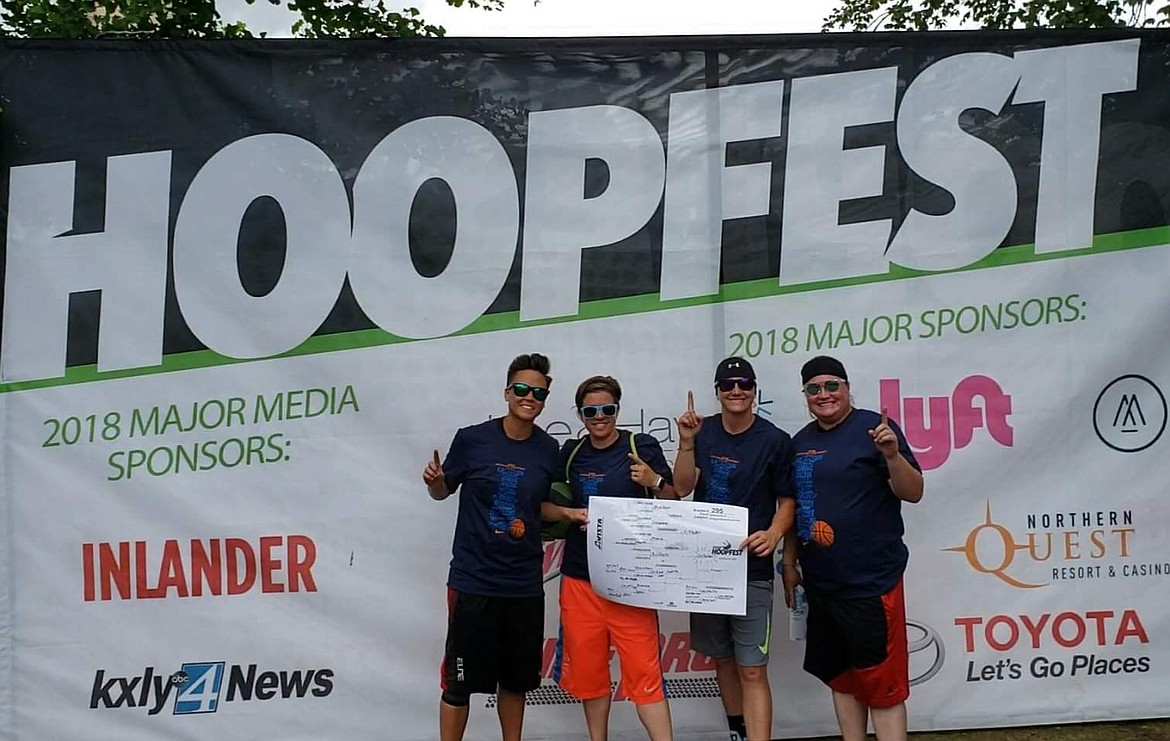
[781,355,924,741]
[422,353,560,741]
[542,375,676,741]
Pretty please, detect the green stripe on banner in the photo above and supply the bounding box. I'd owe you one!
[3,225,1169,395]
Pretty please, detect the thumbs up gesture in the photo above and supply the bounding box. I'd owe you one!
[675,390,703,443]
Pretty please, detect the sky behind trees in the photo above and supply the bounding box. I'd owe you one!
[222,0,855,37]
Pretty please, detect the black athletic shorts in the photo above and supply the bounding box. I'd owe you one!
[441,588,544,696]
[802,579,909,708]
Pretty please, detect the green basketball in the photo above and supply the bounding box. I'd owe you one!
[541,482,577,541]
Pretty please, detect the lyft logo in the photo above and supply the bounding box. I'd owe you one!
[880,375,1013,470]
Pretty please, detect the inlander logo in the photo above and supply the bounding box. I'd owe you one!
[81,535,317,601]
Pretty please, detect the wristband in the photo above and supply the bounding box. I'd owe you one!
[653,475,664,491]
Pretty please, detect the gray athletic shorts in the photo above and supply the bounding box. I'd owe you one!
[690,580,774,667]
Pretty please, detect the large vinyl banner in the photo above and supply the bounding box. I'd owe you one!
[2,31,1169,740]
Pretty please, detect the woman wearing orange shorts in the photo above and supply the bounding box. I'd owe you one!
[542,375,677,741]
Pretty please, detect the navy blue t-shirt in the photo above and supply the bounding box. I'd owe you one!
[555,431,673,582]
[693,415,794,582]
[442,418,559,597]
[791,408,921,598]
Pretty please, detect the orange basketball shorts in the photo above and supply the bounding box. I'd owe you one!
[554,575,666,705]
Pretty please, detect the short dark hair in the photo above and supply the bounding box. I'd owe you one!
[507,353,552,386]
[574,375,622,409]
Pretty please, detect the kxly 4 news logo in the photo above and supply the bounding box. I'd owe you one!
[90,661,334,715]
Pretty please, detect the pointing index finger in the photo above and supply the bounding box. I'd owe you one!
[881,408,888,428]
[687,390,695,413]
[433,449,442,466]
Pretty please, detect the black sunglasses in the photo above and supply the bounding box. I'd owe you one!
[803,380,845,396]
[579,403,619,419]
[509,382,549,402]
[716,377,756,393]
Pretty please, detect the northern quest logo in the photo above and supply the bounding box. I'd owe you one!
[1093,375,1167,452]
[944,502,1135,589]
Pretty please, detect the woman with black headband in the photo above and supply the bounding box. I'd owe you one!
[781,355,925,741]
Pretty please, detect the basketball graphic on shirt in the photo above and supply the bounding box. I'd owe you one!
[811,520,835,547]
[508,518,526,540]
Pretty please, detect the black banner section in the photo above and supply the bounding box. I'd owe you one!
[1,32,1168,374]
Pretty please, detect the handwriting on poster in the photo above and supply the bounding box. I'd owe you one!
[587,497,748,616]
[39,384,359,481]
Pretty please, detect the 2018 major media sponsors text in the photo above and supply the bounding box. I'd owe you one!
[37,384,359,481]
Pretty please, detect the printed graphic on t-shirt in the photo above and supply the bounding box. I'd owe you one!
[705,455,739,504]
[490,462,526,538]
[578,471,605,503]
[794,450,825,543]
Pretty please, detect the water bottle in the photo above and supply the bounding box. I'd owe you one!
[789,585,807,642]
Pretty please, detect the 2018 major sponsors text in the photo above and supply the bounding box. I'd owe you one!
[728,292,1085,357]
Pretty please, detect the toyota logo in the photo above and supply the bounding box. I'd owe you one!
[908,620,945,686]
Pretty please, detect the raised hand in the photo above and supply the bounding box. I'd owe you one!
[628,451,659,489]
[869,408,898,460]
[423,449,445,487]
[675,390,703,442]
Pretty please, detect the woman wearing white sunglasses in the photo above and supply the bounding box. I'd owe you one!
[542,375,677,741]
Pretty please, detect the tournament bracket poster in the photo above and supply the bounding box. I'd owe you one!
[0,31,1168,740]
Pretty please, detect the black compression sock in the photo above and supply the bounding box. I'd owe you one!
[728,714,747,740]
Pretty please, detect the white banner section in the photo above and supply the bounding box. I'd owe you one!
[587,497,748,616]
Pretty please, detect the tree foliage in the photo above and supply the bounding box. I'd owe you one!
[0,0,506,39]
[824,0,1170,30]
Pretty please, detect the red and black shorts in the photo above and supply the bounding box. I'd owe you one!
[440,589,544,697]
[802,578,909,709]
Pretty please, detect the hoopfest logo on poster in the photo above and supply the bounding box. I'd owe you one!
[880,375,1013,470]
[0,41,1141,386]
